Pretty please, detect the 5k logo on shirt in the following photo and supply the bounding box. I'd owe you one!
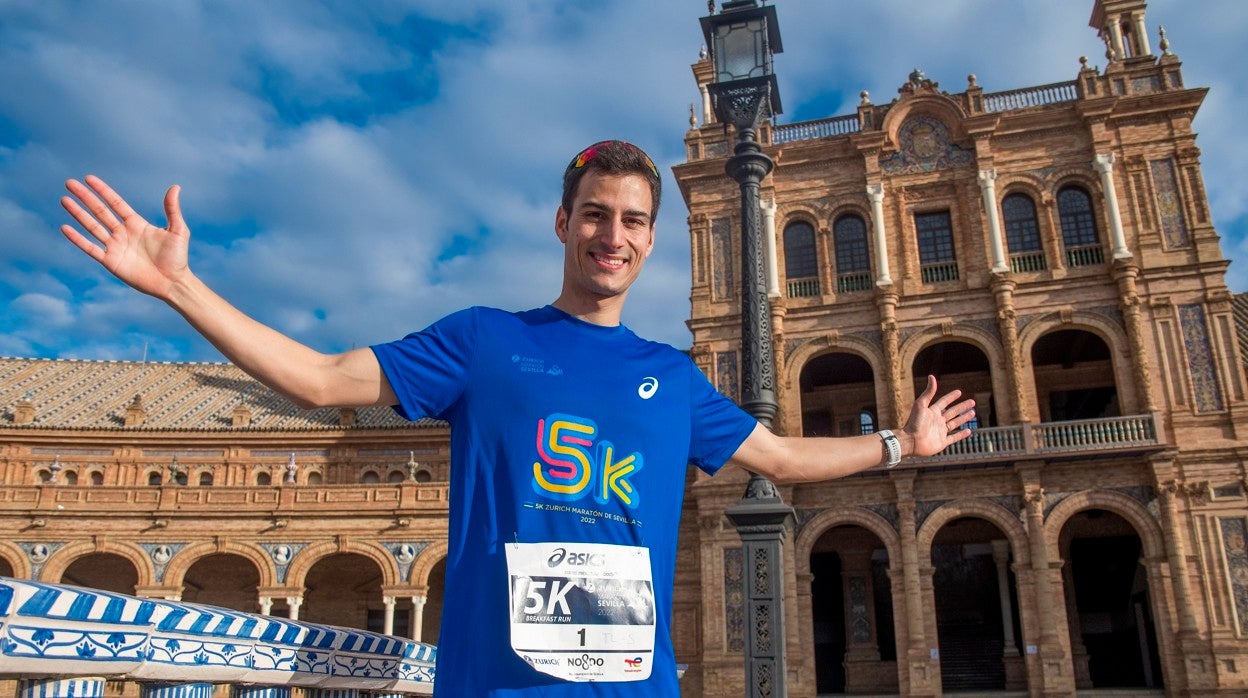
[532,413,643,508]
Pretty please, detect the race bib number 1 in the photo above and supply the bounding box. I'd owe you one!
[506,542,655,682]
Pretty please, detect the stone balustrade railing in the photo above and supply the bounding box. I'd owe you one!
[764,79,1082,147]
[0,577,436,697]
[981,80,1079,112]
[908,413,1165,466]
[772,113,861,143]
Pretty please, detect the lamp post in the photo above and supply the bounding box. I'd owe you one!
[699,2,794,696]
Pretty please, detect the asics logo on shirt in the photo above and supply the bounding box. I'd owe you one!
[637,377,659,399]
[532,413,644,509]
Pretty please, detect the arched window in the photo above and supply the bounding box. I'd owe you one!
[783,221,819,297]
[1002,194,1041,251]
[256,472,272,486]
[415,470,433,484]
[64,471,78,486]
[1057,186,1103,267]
[833,215,871,292]
[307,472,323,486]
[858,409,876,435]
[387,470,407,484]
[36,470,52,484]
[199,472,214,486]
[1002,193,1045,272]
[148,472,163,486]
[89,471,104,486]
[361,471,381,485]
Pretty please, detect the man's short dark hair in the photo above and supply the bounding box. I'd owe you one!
[561,140,662,221]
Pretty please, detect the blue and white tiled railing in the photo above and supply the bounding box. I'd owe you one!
[0,577,436,697]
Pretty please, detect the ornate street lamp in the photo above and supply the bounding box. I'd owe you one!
[699,3,794,696]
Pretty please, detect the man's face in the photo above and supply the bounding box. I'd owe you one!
[555,170,655,304]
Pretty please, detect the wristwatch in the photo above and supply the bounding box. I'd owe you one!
[878,429,902,469]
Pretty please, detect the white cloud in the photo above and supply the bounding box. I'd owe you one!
[0,0,1244,364]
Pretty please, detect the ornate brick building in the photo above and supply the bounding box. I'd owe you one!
[672,0,1248,695]
[3,1,1248,697]
[0,357,451,652]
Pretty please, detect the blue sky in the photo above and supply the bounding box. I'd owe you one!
[1,0,1245,362]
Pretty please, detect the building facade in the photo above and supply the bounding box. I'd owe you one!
[3,1,1248,697]
[0,357,452,657]
[672,0,1248,696]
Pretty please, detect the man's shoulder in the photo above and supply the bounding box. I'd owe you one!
[619,328,692,361]
[432,305,529,327]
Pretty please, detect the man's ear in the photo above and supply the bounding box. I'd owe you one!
[555,206,569,243]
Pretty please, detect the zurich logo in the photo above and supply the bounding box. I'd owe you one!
[637,377,659,400]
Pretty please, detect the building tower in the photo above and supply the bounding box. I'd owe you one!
[673,0,1248,695]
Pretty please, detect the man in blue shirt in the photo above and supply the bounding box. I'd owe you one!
[60,140,974,695]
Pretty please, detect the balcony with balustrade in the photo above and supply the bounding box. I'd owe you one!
[786,276,821,299]
[920,261,960,285]
[905,412,1166,468]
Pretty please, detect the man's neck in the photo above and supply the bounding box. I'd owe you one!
[551,294,625,327]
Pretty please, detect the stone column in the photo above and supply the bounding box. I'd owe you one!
[1114,262,1155,411]
[1107,22,1126,60]
[978,169,1009,273]
[412,593,427,641]
[1156,479,1200,640]
[1062,556,1092,687]
[867,183,893,286]
[991,275,1026,423]
[893,471,937,696]
[286,595,303,621]
[701,83,713,126]
[258,595,273,615]
[762,197,781,298]
[841,546,881,694]
[991,539,1018,654]
[877,288,903,429]
[1019,472,1076,696]
[383,594,397,635]
[1094,153,1132,259]
[1132,12,1152,56]
[1155,475,1216,693]
[1024,490,1057,645]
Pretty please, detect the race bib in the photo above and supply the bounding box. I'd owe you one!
[506,542,655,682]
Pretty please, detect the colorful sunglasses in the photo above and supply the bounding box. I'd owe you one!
[568,140,660,179]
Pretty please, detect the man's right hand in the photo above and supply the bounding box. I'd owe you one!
[57,175,397,410]
[61,175,190,301]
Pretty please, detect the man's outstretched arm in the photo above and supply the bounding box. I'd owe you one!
[727,375,976,483]
[61,175,395,409]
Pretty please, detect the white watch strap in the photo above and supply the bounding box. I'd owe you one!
[879,429,902,468]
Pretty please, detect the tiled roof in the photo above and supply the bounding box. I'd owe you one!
[0,356,435,431]
[1236,293,1248,369]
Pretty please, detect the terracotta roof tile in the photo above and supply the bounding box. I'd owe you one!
[0,357,437,431]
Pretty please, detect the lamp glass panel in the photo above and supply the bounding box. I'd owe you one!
[714,18,768,81]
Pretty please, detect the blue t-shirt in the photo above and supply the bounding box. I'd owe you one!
[371,306,757,696]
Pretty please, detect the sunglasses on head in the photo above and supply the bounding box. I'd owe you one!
[568,141,659,179]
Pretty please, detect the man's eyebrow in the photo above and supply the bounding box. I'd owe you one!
[579,199,653,223]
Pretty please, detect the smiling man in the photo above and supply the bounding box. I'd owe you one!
[60,139,974,696]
